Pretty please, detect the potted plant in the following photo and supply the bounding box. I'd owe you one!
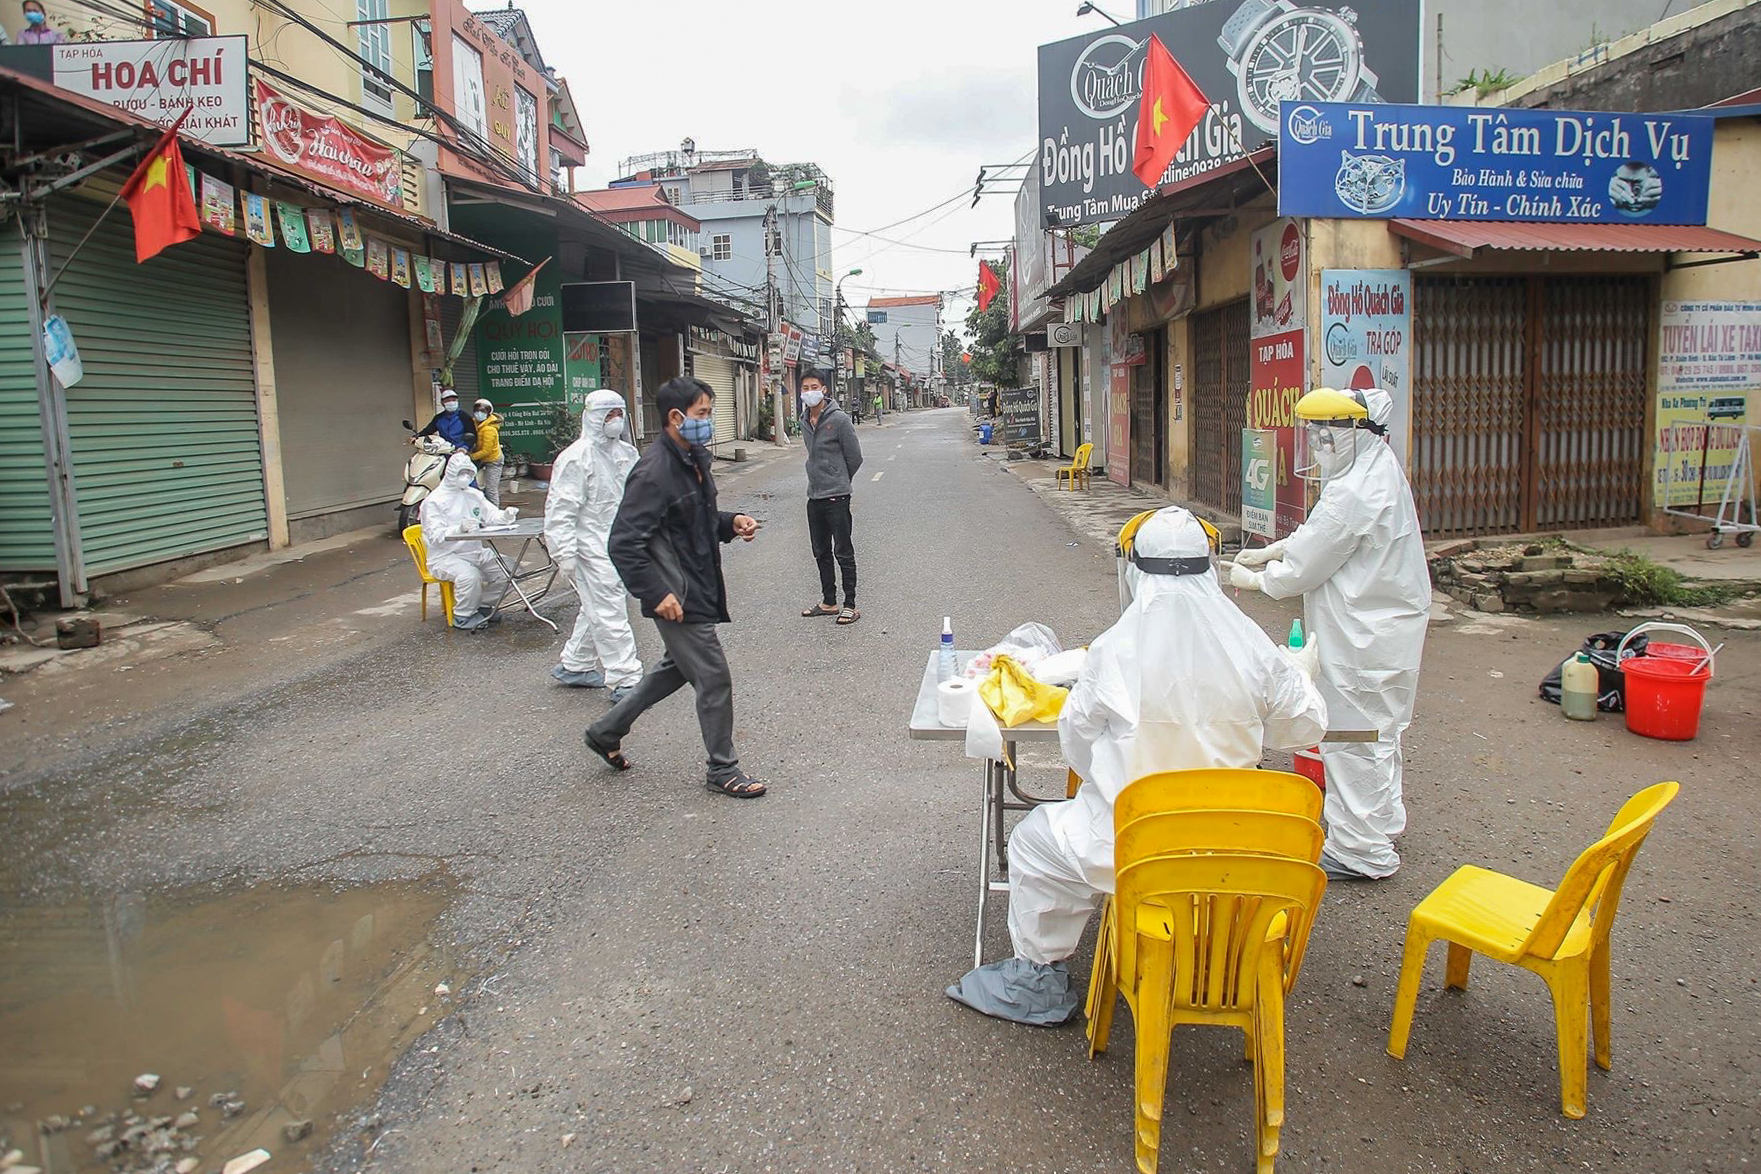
[529,405,577,482]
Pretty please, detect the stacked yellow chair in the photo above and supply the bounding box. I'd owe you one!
[1386,781,1679,1119]
[1086,769,1327,1174]
[401,524,456,628]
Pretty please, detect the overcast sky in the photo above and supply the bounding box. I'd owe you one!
[505,0,1105,332]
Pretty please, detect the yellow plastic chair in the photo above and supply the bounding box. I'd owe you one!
[1117,769,1323,829]
[1055,442,1095,491]
[402,524,456,628]
[1386,781,1680,1119]
[1109,852,1326,1174]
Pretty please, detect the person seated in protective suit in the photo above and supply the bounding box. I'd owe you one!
[946,507,1328,1026]
[421,451,517,631]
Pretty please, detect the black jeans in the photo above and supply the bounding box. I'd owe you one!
[588,620,738,784]
[807,495,856,608]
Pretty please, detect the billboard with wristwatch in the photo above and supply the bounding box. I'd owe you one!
[1037,0,1423,227]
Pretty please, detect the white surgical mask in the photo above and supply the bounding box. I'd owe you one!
[473,410,488,422]
[801,389,825,408]
[441,400,458,411]
[601,417,624,439]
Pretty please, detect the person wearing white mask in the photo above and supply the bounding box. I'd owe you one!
[468,398,504,506]
[1230,387,1430,881]
[947,508,1328,1025]
[796,367,864,625]
[421,452,517,631]
[545,390,643,699]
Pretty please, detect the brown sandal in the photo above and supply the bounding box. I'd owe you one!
[802,603,839,618]
[837,607,860,625]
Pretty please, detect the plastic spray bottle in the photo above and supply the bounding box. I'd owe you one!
[938,617,957,683]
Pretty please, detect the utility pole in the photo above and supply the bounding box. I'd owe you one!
[765,203,788,448]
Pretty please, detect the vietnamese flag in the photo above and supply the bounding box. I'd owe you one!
[1131,35,1209,191]
[119,110,201,262]
[977,261,1000,312]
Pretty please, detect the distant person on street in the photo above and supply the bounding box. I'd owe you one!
[417,387,477,453]
[468,398,504,506]
[545,390,642,699]
[796,367,863,627]
[420,453,516,632]
[16,0,66,43]
[583,377,767,799]
[873,392,883,424]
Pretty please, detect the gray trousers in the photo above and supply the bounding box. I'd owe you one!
[477,459,504,506]
[588,620,738,783]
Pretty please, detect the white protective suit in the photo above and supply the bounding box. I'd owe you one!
[543,390,641,687]
[421,452,515,623]
[1006,508,1329,967]
[1249,389,1430,878]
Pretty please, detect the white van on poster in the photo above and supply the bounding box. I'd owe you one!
[1320,269,1412,465]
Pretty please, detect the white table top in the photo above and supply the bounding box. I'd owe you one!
[447,517,545,541]
[906,651,1378,744]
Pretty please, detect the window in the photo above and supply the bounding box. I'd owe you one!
[356,0,394,115]
[664,185,683,206]
[709,235,731,262]
[514,85,538,184]
[412,19,433,105]
[148,0,213,37]
[550,147,564,191]
[451,35,486,141]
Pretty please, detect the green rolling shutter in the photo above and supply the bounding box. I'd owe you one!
[0,235,56,572]
[49,195,267,575]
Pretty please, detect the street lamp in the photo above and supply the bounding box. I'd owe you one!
[833,266,863,412]
[1075,2,1123,25]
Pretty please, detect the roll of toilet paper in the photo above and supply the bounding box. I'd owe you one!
[937,678,974,728]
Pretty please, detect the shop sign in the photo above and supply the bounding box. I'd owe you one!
[1241,429,1278,538]
[1107,316,1131,487]
[1249,218,1307,537]
[1655,301,1761,507]
[1036,1,1421,227]
[477,274,566,460]
[52,37,248,145]
[565,333,602,415]
[1279,101,1715,224]
[1320,269,1411,463]
[1000,387,1041,446]
[254,79,403,207]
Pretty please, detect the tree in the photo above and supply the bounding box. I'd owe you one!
[941,329,972,387]
[963,257,1022,387]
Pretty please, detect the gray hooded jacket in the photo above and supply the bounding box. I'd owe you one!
[801,401,864,499]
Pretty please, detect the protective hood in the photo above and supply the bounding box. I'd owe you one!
[1124,508,1214,600]
[442,452,476,488]
[1364,387,1394,434]
[543,390,638,555]
[586,389,630,448]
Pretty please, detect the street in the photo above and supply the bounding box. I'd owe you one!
[3,409,1759,1173]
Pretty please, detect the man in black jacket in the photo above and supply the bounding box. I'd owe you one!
[583,377,766,798]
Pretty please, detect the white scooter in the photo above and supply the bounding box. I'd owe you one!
[398,420,455,534]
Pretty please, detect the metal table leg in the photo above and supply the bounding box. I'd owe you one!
[486,536,559,633]
[975,758,993,969]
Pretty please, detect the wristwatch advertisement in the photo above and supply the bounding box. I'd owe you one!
[1219,0,1383,134]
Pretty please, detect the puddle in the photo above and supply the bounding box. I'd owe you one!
[0,876,459,1170]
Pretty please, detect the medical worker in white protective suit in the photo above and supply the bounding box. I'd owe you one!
[544,390,643,699]
[946,508,1329,1025]
[421,451,517,631]
[1231,387,1431,881]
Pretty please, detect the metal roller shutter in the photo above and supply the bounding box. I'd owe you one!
[49,195,266,575]
[438,294,480,400]
[0,237,55,571]
[692,351,737,451]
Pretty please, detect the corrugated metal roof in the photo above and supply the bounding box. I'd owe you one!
[1390,219,1761,256]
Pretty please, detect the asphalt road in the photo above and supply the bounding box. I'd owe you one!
[5,408,1758,1173]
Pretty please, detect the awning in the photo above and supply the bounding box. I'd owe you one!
[1390,219,1761,260]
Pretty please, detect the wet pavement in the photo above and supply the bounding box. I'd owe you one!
[3,409,1759,1173]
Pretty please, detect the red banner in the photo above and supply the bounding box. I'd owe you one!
[253,79,402,207]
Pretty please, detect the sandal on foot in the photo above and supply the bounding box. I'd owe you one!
[584,730,631,771]
[801,602,839,618]
[836,607,861,625]
[706,772,767,798]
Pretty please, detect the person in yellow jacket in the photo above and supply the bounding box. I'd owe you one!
[469,398,505,506]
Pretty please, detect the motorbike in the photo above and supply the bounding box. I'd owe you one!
[398,420,456,534]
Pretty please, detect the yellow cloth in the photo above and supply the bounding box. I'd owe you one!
[976,654,1068,727]
[469,413,503,463]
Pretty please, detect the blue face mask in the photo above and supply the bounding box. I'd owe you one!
[677,415,713,448]
[25,9,44,23]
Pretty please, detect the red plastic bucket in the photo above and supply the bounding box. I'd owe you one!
[1622,656,1712,741]
[1647,642,1704,663]
[1293,748,1326,790]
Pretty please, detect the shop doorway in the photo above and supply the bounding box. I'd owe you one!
[1190,300,1251,513]
[1132,326,1167,487]
[1411,274,1651,536]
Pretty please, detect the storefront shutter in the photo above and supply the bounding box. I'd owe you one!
[49,195,266,575]
[0,239,56,571]
[437,293,480,400]
[692,351,738,451]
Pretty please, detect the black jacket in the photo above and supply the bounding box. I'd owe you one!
[608,433,737,623]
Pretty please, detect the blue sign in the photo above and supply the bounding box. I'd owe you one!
[1278,101,1715,225]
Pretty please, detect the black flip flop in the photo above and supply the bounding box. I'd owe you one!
[584,729,631,771]
[706,772,766,798]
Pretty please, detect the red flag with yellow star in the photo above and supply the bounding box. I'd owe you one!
[977,261,1000,312]
[120,112,200,263]
[1132,35,1208,191]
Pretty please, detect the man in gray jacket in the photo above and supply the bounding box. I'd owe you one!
[796,368,864,625]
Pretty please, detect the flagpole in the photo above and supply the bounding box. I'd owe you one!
[40,107,196,306]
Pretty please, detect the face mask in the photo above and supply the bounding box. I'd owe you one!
[441,401,458,413]
[676,415,713,448]
[601,417,625,439]
[801,389,825,408]
[24,10,44,24]
[473,410,487,422]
